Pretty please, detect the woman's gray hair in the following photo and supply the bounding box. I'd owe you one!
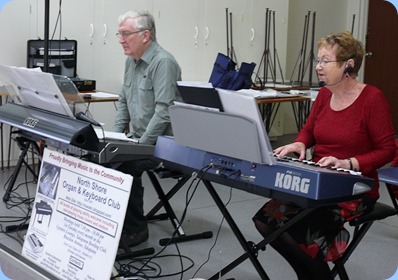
[118,10,156,41]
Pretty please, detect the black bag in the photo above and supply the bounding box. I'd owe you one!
[209,53,256,90]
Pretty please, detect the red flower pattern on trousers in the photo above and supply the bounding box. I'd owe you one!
[338,199,365,221]
[324,239,349,262]
[299,243,320,259]
[263,200,299,227]
[260,199,363,262]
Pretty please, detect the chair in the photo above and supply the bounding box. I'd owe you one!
[331,201,397,279]
[332,139,398,279]
[145,168,213,246]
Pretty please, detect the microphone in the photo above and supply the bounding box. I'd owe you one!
[318,77,344,87]
[318,66,354,87]
[75,112,101,126]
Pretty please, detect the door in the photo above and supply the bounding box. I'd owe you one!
[364,0,398,133]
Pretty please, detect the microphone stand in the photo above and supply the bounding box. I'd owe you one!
[299,11,310,86]
[351,14,356,34]
[307,12,316,86]
[43,0,50,73]
[225,8,230,57]
[228,11,238,64]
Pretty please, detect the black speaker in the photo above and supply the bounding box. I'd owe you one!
[27,39,77,78]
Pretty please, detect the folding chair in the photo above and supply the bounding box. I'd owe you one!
[331,201,397,279]
[332,144,398,280]
[332,139,398,279]
[145,168,213,246]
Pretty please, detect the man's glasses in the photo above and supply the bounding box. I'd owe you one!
[116,30,145,39]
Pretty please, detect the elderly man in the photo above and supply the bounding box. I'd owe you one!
[114,10,182,247]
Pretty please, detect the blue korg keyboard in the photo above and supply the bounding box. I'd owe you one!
[154,136,374,207]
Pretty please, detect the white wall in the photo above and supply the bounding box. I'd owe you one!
[0,0,32,67]
[1,0,368,88]
[0,0,368,164]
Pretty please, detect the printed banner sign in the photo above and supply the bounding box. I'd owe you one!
[22,148,132,280]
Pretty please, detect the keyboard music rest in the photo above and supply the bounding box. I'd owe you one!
[0,102,99,151]
[154,136,374,208]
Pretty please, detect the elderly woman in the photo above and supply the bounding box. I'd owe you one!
[253,31,396,279]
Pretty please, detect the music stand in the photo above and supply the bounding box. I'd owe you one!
[0,64,87,117]
[0,65,92,203]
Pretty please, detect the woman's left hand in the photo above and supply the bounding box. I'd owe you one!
[317,156,347,169]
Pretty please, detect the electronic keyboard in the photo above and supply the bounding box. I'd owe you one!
[154,136,374,207]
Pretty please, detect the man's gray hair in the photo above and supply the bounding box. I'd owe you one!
[118,10,156,41]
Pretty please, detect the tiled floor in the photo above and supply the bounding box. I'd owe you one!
[0,134,398,280]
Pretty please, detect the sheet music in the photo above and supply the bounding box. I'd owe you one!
[237,88,295,98]
[0,64,74,118]
[93,128,138,143]
[264,83,293,89]
[177,81,213,88]
[237,88,279,98]
[90,92,119,98]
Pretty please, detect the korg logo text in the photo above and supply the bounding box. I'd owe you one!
[23,117,39,128]
[274,172,310,194]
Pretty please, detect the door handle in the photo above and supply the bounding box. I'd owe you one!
[365,52,373,58]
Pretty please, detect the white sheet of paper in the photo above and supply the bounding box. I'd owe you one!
[94,128,137,142]
[0,64,74,117]
[90,92,119,98]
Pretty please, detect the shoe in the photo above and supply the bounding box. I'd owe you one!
[119,227,149,248]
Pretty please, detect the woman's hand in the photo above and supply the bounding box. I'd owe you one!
[273,142,306,160]
[317,156,350,169]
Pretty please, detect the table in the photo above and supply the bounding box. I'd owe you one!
[78,91,119,103]
[64,91,119,115]
[256,95,312,133]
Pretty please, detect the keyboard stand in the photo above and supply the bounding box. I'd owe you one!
[146,170,213,245]
[3,135,40,202]
[202,179,316,280]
